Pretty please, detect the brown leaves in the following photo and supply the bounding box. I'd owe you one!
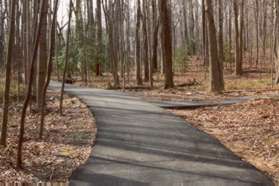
[0,91,96,183]
[171,98,279,184]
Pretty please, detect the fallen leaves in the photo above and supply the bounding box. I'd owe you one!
[0,91,96,183]
[171,98,279,185]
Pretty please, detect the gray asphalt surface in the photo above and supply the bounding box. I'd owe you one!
[50,82,273,186]
[145,97,251,109]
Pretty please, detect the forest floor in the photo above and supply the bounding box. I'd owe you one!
[0,90,97,183]
[171,99,279,184]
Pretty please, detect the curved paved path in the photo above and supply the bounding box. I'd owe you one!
[51,83,273,186]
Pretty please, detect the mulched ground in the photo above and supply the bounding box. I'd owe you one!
[0,91,97,183]
[171,98,279,185]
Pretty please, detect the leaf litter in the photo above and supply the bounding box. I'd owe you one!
[0,90,96,183]
[171,98,279,185]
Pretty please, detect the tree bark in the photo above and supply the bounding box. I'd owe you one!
[142,0,149,82]
[205,0,224,93]
[150,0,159,88]
[17,0,48,168]
[60,0,73,115]
[234,1,242,75]
[218,0,224,63]
[0,0,4,67]
[37,0,48,109]
[75,0,87,83]
[136,0,143,86]
[274,0,279,84]
[159,0,174,89]
[96,0,102,76]
[39,0,59,139]
[0,0,17,147]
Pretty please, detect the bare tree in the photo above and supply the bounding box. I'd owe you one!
[234,0,242,75]
[142,0,149,82]
[17,0,48,168]
[60,0,73,115]
[0,0,4,67]
[103,0,120,88]
[39,0,59,139]
[205,0,224,93]
[135,0,143,86]
[0,0,17,147]
[37,0,48,109]
[150,0,159,88]
[218,0,224,63]
[96,0,102,76]
[159,0,174,89]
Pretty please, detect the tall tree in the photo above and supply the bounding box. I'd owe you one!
[218,0,224,63]
[39,0,59,139]
[17,0,48,168]
[86,0,96,80]
[142,0,149,82]
[37,0,48,108]
[0,0,17,147]
[159,0,174,89]
[254,0,259,67]
[75,0,87,83]
[124,0,131,84]
[103,0,120,88]
[189,0,196,55]
[239,0,244,71]
[182,0,189,49]
[274,0,279,84]
[205,0,224,93]
[96,0,102,76]
[0,0,4,67]
[234,0,242,75]
[60,0,73,115]
[135,0,143,86]
[202,0,209,66]
[150,0,159,87]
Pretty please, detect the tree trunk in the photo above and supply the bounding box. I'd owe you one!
[182,0,189,48]
[205,0,224,93]
[239,0,244,70]
[159,0,174,89]
[150,0,159,88]
[274,0,279,84]
[37,0,48,109]
[135,0,143,86]
[202,0,209,66]
[96,0,102,76]
[255,0,259,67]
[142,0,149,82]
[0,0,17,147]
[39,0,59,139]
[234,1,242,75]
[60,1,73,115]
[0,0,4,67]
[75,0,87,84]
[17,0,48,168]
[218,0,224,63]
